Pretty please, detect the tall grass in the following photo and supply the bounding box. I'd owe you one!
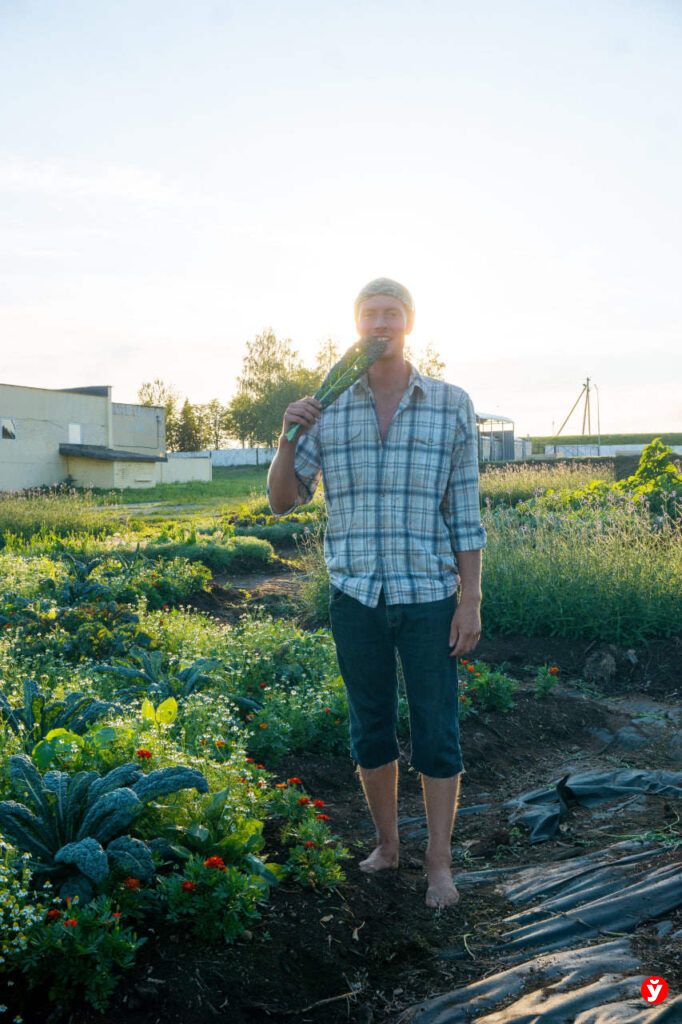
[296,500,681,643]
[0,487,117,544]
[479,460,614,507]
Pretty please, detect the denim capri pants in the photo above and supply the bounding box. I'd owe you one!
[329,586,464,778]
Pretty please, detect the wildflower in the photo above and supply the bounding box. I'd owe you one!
[312,799,325,808]
[275,782,287,789]
[298,796,310,805]
[259,722,269,729]
[475,672,481,677]
[203,856,226,870]
[316,813,331,821]
[288,777,302,784]
[324,708,331,714]
[45,909,61,922]
[466,665,476,673]
[256,763,266,769]
[304,841,315,849]
[63,918,78,928]
[334,719,342,725]
[259,682,267,689]
[549,666,560,675]
[112,912,122,919]
[181,881,198,893]
[124,877,141,890]
[215,739,226,748]
[162,604,170,611]
[136,748,152,760]
[245,757,255,763]
[238,776,248,783]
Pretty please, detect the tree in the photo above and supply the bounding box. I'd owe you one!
[198,399,230,450]
[225,329,320,447]
[315,337,340,378]
[176,399,210,451]
[404,342,446,380]
[138,379,181,451]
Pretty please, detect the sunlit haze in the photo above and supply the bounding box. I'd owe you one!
[1,1,680,436]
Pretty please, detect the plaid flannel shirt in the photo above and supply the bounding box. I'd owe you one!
[267,365,486,607]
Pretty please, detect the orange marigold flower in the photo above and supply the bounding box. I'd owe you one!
[466,665,476,673]
[549,666,560,675]
[304,840,315,849]
[298,796,310,805]
[259,722,269,729]
[204,856,226,870]
[238,776,248,783]
[136,748,152,759]
[63,918,78,927]
[461,659,469,664]
[475,672,481,677]
[245,757,255,763]
[256,763,265,769]
[45,908,61,922]
[316,813,331,821]
[181,880,198,893]
[124,877,141,890]
[288,777,302,784]
[215,739,226,748]
[312,799,325,808]
[275,782,287,789]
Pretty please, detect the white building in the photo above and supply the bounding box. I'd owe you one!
[0,383,211,491]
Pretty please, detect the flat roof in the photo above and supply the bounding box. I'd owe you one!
[59,443,167,463]
[476,411,515,424]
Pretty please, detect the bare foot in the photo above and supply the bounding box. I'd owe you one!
[425,861,460,908]
[359,843,400,873]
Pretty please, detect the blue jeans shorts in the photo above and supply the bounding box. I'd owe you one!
[329,586,464,778]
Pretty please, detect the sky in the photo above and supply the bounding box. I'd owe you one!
[1,0,681,437]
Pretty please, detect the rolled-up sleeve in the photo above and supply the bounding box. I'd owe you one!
[266,420,322,517]
[443,392,487,551]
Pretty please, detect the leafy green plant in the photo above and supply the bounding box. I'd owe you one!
[94,648,222,702]
[0,753,208,901]
[0,678,116,752]
[534,664,561,698]
[17,894,144,1011]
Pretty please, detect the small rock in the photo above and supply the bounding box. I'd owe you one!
[655,920,674,938]
[583,649,617,684]
[611,726,651,750]
[585,727,614,746]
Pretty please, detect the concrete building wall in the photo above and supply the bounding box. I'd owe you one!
[0,383,109,490]
[113,461,159,489]
[63,456,117,490]
[112,403,165,456]
[160,454,211,483]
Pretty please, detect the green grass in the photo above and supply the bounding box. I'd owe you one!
[93,466,270,509]
[479,460,614,507]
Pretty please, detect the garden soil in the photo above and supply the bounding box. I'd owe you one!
[69,674,682,1024]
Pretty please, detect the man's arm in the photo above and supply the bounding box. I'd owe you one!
[267,396,322,515]
[442,392,487,656]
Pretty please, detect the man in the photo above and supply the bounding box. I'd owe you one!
[267,278,486,908]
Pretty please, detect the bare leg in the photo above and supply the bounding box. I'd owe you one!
[421,772,462,907]
[357,760,400,872]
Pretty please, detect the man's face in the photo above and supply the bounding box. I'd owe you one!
[355,294,412,361]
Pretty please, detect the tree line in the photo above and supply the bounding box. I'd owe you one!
[138,329,446,451]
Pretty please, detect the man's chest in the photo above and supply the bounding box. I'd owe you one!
[373,394,404,444]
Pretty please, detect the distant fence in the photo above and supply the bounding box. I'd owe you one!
[209,448,277,467]
[544,443,682,457]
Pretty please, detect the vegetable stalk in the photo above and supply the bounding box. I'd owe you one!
[285,335,388,442]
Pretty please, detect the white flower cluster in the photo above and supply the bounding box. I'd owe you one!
[0,843,45,968]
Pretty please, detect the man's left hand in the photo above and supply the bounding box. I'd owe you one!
[449,600,481,657]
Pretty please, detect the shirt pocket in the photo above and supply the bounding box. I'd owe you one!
[410,434,442,489]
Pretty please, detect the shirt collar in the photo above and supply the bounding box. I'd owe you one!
[352,361,427,398]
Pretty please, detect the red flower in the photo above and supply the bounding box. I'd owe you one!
[112,912,122,919]
[124,877,141,890]
[324,708,331,714]
[316,813,331,821]
[466,665,475,673]
[45,908,61,922]
[259,682,267,689]
[203,856,226,870]
[312,799,325,808]
[298,796,310,805]
[162,604,170,611]
[461,659,469,664]
[288,777,302,784]
[181,880,198,893]
[215,739,226,748]
[256,764,265,770]
[245,757,255,763]
[63,918,78,928]
[549,666,560,675]
[304,840,315,849]
[136,748,152,760]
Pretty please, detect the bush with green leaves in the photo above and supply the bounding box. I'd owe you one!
[0,677,116,754]
[146,535,275,572]
[0,753,208,902]
[94,647,223,702]
[16,894,144,1011]
[458,660,518,715]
